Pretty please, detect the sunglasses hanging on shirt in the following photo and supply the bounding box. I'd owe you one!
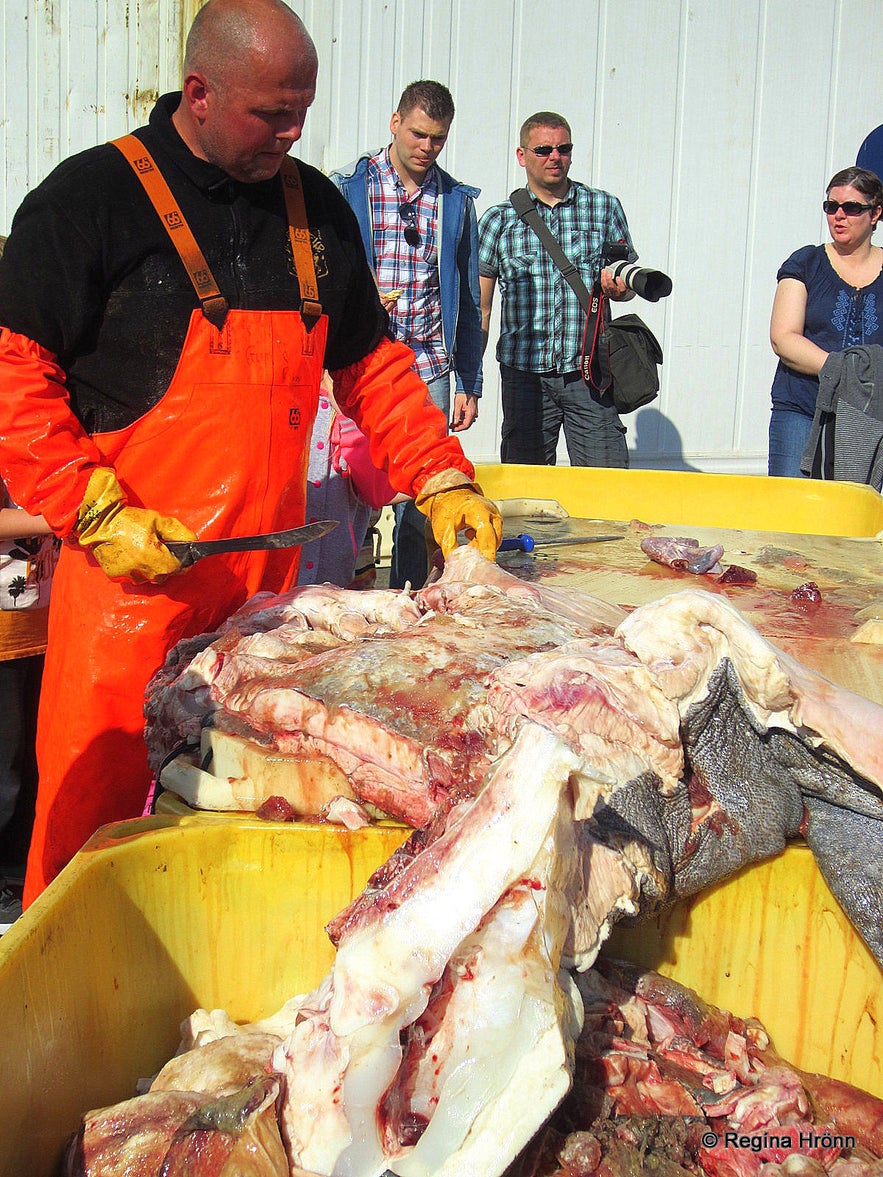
[398,201,421,247]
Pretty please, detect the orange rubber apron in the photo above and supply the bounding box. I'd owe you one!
[25,140,327,905]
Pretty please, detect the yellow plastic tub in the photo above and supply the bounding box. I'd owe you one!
[0,815,880,1176]
[0,816,407,1177]
[475,463,883,537]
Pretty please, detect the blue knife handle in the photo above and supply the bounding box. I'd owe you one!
[498,534,535,553]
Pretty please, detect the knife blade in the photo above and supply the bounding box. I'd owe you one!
[166,519,339,568]
[498,533,625,553]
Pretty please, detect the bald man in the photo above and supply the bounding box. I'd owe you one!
[0,0,501,903]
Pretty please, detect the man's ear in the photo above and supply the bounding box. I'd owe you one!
[390,111,401,137]
[181,72,211,119]
[516,146,526,169]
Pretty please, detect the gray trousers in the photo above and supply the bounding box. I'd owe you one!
[500,364,628,467]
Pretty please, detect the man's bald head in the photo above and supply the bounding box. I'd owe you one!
[173,0,319,182]
[184,0,318,91]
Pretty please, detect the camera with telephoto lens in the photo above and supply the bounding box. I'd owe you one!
[601,241,672,302]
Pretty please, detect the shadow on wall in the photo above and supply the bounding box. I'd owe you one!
[628,406,702,472]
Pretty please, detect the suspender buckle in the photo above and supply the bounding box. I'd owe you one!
[201,294,229,330]
[300,298,323,330]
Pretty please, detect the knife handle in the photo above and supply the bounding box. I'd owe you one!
[498,534,535,553]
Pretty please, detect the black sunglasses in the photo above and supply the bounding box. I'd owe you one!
[822,199,875,216]
[398,202,421,247]
[527,143,574,157]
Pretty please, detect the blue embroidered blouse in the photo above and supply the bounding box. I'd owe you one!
[771,244,883,416]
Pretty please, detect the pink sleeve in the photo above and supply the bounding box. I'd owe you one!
[329,337,473,498]
[331,414,399,510]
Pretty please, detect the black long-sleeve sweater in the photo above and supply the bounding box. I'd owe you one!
[0,93,389,435]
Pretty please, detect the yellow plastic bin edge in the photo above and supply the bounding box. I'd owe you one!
[476,463,883,538]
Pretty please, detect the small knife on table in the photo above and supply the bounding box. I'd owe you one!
[165,519,338,568]
[498,532,624,553]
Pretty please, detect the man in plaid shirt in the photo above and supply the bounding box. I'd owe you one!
[331,80,483,588]
[479,111,636,467]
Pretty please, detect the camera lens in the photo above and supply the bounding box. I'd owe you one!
[608,260,672,302]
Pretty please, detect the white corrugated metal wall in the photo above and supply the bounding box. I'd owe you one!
[3,0,882,473]
[0,0,185,215]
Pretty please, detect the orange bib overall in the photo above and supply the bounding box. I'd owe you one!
[25,141,327,904]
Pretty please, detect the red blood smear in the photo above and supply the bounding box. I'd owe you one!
[717,565,757,586]
[791,581,822,609]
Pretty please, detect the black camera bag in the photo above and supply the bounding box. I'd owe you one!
[585,308,663,414]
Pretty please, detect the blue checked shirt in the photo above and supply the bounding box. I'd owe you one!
[478,181,635,374]
[367,149,446,384]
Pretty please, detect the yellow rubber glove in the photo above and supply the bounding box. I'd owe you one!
[415,469,503,561]
[75,467,197,583]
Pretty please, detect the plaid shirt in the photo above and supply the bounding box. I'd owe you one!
[478,180,634,373]
[367,149,446,383]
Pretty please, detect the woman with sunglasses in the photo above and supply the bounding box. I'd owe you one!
[768,166,883,477]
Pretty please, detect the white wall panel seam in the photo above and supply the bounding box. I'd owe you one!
[733,0,768,454]
[661,0,690,420]
[593,0,608,186]
[825,0,845,186]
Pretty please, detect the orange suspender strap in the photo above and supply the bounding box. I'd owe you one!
[110,134,229,329]
[279,156,323,329]
[111,137,323,330]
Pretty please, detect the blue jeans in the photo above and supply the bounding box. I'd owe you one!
[499,365,628,467]
[389,373,451,591]
[768,407,812,478]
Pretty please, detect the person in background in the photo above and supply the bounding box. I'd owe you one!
[768,166,883,477]
[478,111,636,468]
[330,80,483,590]
[349,512,383,589]
[298,374,403,589]
[0,485,58,928]
[0,0,501,905]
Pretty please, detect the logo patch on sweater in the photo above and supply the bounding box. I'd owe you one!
[311,229,329,279]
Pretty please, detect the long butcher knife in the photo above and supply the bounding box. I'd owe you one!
[499,532,624,553]
[165,519,338,568]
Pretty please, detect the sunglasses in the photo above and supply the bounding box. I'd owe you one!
[398,202,421,247]
[822,199,875,216]
[527,143,574,157]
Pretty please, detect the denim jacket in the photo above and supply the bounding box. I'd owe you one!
[329,152,483,397]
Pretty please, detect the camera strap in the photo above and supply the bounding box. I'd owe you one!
[582,282,612,392]
[508,187,609,390]
[509,188,593,311]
